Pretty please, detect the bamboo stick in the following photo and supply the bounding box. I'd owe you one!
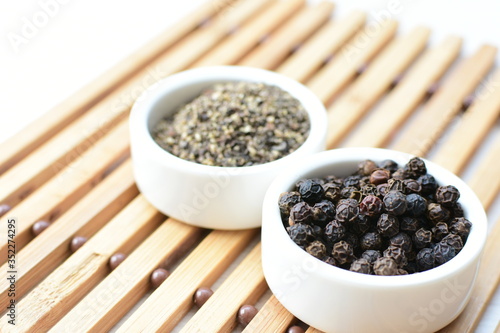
[432,68,500,174]
[243,295,296,332]
[193,0,306,67]
[392,45,497,155]
[180,243,267,332]
[0,0,230,176]
[306,20,398,104]
[277,10,366,82]
[0,160,137,310]
[326,26,431,148]
[306,328,324,333]
[0,120,131,262]
[0,0,269,211]
[344,36,462,148]
[50,218,201,333]
[0,195,164,332]
[239,1,335,70]
[116,229,258,332]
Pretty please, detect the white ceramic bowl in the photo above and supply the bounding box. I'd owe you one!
[262,148,488,333]
[129,66,327,229]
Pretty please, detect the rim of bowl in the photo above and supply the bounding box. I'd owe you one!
[263,147,488,288]
[130,65,328,176]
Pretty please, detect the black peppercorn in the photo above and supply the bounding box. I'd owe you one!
[413,228,432,249]
[405,157,427,178]
[359,195,383,217]
[418,174,438,195]
[373,257,398,276]
[383,191,407,216]
[377,183,389,197]
[341,186,360,200]
[400,216,420,233]
[451,203,465,218]
[288,202,313,226]
[332,241,355,265]
[389,232,412,253]
[312,200,336,227]
[335,198,359,223]
[377,213,400,238]
[379,159,398,173]
[416,248,435,271]
[370,169,390,185]
[343,175,362,188]
[404,179,422,194]
[361,184,379,197]
[306,240,327,259]
[360,232,382,251]
[406,193,427,217]
[278,192,302,216]
[324,220,346,243]
[427,203,451,224]
[350,258,372,274]
[288,223,316,247]
[349,214,371,235]
[450,217,472,241]
[361,250,381,264]
[434,242,456,265]
[323,256,337,266]
[387,179,405,192]
[431,222,449,241]
[344,232,360,252]
[383,245,408,267]
[358,160,378,176]
[435,185,460,206]
[298,179,324,204]
[322,182,341,203]
[441,234,463,252]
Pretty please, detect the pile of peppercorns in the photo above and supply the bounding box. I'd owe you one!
[278,157,472,276]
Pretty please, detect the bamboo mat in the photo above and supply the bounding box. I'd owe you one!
[1,0,499,332]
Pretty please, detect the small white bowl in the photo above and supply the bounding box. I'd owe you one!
[262,148,487,333]
[129,66,327,229]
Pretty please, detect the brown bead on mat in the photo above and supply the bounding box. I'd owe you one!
[238,304,258,327]
[109,253,127,271]
[32,220,51,236]
[70,236,88,253]
[193,287,214,308]
[150,268,170,289]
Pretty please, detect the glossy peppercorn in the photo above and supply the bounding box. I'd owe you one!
[298,179,324,204]
[383,191,407,216]
[359,195,383,217]
[370,169,390,185]
[406,193,427,217]
[378,159,398,173]
[358,160,378,176]
[418,174,438,195]
[416,247,435,271]
[434,242,456,265]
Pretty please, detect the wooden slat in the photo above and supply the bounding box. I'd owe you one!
[239,1,335,70]
[277,10,366,82]
[0,160,137,310]
[344,35,462,148]
[0,0,268,211]
[50,219,201,333]
[432,68,500,174]
[180,243,267,332]
[306,20,398,104]
[306,328,324,333]
[0,120,130,260]
[326,26,431,148]
[243,295,296,332]
[116,229,258,332]
[193,0,306,67]
[0,0,228,175]
[0,196,164,332]
[392,45,497,155]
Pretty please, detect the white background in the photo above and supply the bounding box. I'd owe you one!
[0,0,499,331]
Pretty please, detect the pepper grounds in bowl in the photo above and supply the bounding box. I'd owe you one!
[153,82,310,167]
[278,157,472,276]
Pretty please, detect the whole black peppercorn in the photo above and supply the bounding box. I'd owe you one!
[332,241,355,265]
[403,179,422,194]
[405,157,427,178]
[359,176,372,188]
[451,203,465,218]
[387,179,405,193]
[312,200,336,227]
[361,250,381,264]
[324,220,346,243]
[404,261,418,274]
[434,242,456,265]
[288,202,313,226]
[416,248,435,271]
[383,245,408,268]
[377,214,400,238]
[406,193,427,217]
[361,184,379,197]
[278,192,302,216]
[377,183,389,197]
[306,240,327,259]
[427,203,451,224]
[322,182,341,203]
[343,175,362,188]
[413,228,433,249]
[418,174,438,195]
[359,195,383,217]
[379,159,398,173]
[298,179,324,204]
[341,186,360,200]
[344,232,360,252]
[350,258,372,274]
[435,185,460,206]
[383,191,407,216]
[389,232,413,253]
[288,223,316,247]
[432,222,449,241]
[358,160,378,176]
[373,257,398,276]
[360,232,382,251]
[392,168,409,180]
[323,256,337,266]
[441,234,463,252]
[349,214,371,235]
[335,198,359,223]
[450,217,472,241]
[370,169,391,185]
[400,216,420,233]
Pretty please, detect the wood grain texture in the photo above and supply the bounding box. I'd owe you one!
[0,0,228,176]
[326,26,431,148]
[180,243,267,332]
[0,196,164,333]
[243,295,296,332]
[239,1,335,70]
[344,35,462,148]
[277,10,366,82]
[392,45,497,155]
[306,328,325,333]
[306,20,398,104]
[0,160,137,310]
[51,219,201,333]
[193,0,305,67]
[432,68,500,174]
[116,229,257,333]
